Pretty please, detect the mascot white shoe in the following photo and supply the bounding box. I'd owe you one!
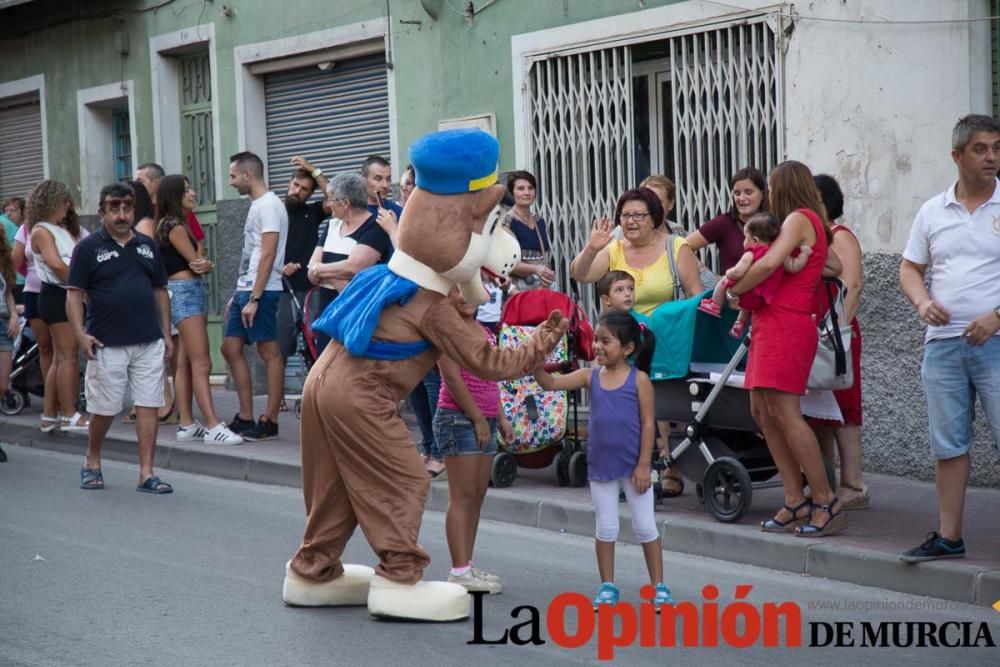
[284,128,567,622]
[282,562,374,607]
[367,575,469,621]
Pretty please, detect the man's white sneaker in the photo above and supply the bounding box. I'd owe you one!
[176,422,208,442]
[204,423,244,445]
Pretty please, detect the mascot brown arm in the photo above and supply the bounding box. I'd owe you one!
[422,300,567,381]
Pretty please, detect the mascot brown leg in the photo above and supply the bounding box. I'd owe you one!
[283,350,373,607]
[284,344,469,620]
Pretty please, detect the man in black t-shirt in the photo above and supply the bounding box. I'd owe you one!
[278,157,328,360]
[67,182,174,494]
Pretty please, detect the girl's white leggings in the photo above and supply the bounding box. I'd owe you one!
[589,478,660,543]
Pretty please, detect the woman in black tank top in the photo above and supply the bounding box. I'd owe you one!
[156,176,242,444]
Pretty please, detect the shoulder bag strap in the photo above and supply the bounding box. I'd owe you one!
[824,279,847,376]
[664,233,682,300]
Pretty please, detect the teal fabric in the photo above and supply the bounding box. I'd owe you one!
[312,264,431,360]
[0,215,24,285]
[637,289,744,380]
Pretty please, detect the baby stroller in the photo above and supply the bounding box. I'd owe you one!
[0,317,87,416]
[2,317,88,416]
[492,287,594,488]
[648,293,835,523]
[2,317,44,415]
[282,278,322,418]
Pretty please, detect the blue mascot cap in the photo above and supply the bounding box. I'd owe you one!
[409,128,499,195]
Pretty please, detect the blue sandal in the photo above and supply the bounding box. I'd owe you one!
[761,499,810,532]
[136,476,173,494]
[80,466,104,490]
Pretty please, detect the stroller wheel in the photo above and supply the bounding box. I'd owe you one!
[1,390,25,416]
[491,451,517,488]
[568,450,588,488]
[701,457,753,523]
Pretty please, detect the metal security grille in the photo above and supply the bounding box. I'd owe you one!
[112,108,131,183]
[179,51,215,206]
[525,46,634,317]
[0,95,43,202]
[523,16,783,309]
[669,18,783,271]
[264,53,389,194]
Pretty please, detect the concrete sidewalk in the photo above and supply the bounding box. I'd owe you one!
[2,388,998,609]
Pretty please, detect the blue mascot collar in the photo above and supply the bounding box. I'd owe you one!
[311,265,432,360]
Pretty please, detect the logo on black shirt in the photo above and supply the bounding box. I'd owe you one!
[137,244,155,260]
[96,249,120,264]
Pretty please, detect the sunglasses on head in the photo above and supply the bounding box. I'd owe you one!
[102,199,135,214]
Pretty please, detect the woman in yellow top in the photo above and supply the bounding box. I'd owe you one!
[571,186,703,500]
[571,187,703,316]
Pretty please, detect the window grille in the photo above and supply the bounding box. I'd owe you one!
[179,51,215,206]
[525,46,634,318]
[668,19,783,271]
[524,16,784,318]
[112,109,131,183]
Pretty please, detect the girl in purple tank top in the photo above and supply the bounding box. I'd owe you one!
[534,311,673,611]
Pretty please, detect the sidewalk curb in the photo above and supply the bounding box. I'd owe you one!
[5,420,998,609]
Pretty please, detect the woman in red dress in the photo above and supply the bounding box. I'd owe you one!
[728,161,846,538]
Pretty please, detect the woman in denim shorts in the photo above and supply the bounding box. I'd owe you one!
[155,175,242,445]
[432,287,515,595]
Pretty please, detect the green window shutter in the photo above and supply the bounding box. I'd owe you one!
[179,51,215,206]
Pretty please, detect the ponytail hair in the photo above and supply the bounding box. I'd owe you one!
[597,310,656,374]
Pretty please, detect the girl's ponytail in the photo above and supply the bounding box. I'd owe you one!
[633,323,656,374]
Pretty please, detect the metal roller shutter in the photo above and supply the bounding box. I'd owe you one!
[0,95,44,202]
[264,53,390,194]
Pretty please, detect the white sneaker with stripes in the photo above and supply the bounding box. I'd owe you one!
[203,422,244,445]
[176,422,208,442]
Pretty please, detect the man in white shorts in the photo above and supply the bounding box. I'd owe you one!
[67,182,174,493]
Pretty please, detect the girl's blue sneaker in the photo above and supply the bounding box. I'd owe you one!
[653,583,673,610]
[593,582,620,609]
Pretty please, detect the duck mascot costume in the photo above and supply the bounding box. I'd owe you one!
[281,128,567,621]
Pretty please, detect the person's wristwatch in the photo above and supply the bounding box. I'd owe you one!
[311,168,323,179]
[249,294,261,304]
[994,305,1000,321]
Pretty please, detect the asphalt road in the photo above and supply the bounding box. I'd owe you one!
[1,446,997,667]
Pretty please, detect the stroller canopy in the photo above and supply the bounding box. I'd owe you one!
[500,289,594,361]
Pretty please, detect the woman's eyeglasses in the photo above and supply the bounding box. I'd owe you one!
[619,212,650,222]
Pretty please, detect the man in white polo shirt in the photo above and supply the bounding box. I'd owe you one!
[899,114,1000,563]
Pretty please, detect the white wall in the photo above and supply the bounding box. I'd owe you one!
[784,0,993,253]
